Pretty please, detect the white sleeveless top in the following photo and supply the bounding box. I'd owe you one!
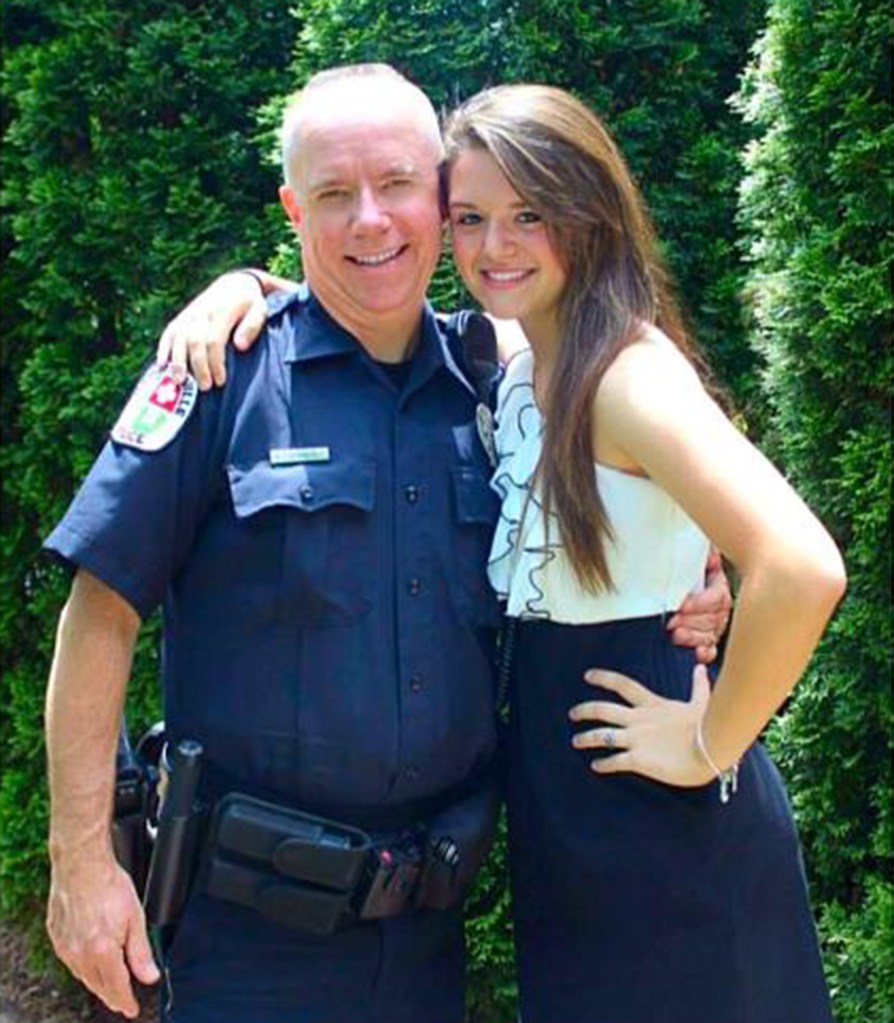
[487,350,710,624]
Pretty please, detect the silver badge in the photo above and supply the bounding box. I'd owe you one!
[476,403,497,467]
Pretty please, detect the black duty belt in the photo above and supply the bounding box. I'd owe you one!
[137,738,502,938]
[202,792,470,935]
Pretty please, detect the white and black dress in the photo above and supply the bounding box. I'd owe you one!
[489,350,833,1023]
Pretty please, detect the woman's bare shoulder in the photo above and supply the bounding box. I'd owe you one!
[599,324,702,411]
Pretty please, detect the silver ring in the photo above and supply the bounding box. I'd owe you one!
[602,728,616,750]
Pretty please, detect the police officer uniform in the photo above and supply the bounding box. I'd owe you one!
[45,290,502,1023]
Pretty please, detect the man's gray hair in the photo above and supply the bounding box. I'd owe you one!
[280,63,443,190]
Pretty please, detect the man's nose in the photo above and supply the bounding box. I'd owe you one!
[353,186,390,232]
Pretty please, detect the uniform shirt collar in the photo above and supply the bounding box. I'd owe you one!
[282,289,476,400]
[283,289,365,364]
[409,305,476,401]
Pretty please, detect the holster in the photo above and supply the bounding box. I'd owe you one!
[111,783,151,896]
[205,795,372,935]
[143,740,207,929]
[202,760,502,935]
[415,762,502,911]
[111,721,163,897]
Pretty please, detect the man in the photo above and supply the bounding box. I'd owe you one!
[45,65,727,1023]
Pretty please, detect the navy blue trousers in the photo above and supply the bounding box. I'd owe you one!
[161,892,465,1023]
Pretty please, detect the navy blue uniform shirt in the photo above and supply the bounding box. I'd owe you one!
[46,291,501,823]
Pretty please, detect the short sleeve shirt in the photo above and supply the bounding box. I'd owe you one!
[45,291,501,821]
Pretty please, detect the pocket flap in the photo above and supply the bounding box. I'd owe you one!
[452,465,500,525]
[228,460,376,518]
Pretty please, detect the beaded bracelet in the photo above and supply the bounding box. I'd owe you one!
[695,722,739,804]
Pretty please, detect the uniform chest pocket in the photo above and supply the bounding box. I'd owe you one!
[451,465,502,626]
[227,459,377,627]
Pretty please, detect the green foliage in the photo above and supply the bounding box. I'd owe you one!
[822,879,894,1023]
[735,1,893,1018]
[5,1,888,1019]
[463,815,517,1023]
[289,0,765,408]
[0,0,295,921]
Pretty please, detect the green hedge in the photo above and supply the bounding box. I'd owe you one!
[4,1,889,1020]
[0,0,295,915]
[735,2,893,1020]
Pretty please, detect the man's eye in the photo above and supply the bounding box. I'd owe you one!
[384,178,412,189]
[318,189,349,202]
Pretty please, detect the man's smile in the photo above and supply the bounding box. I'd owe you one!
[347,245,408,267]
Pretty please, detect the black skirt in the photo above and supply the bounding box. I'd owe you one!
[507,616,834,1023]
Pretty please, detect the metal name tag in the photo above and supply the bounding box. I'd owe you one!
[269,446,331,466]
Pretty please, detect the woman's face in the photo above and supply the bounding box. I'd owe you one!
[448,147,567,344]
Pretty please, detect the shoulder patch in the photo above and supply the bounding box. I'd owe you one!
[111,366,198,452]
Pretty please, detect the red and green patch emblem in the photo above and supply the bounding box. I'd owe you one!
[112,366,198,451]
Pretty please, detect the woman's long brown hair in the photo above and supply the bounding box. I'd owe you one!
[444,84,706,591]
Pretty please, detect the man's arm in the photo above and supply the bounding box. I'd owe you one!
[45,569,159,1019]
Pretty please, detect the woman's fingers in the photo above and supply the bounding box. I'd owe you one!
[203,332,229,388]
[234,294,270,350]
[583,668,655,705]
[568,699,634,725]
[572,724,632,751]
[567,665,714,787]
[153,272,266,388]
[689,663,712,712]
[590,751,635,775]
[186,331,213,391]
[164,318,191,382]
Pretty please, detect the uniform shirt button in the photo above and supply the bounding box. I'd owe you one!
[408,577,423,596]
[299,485,314,502]
[405,484,420,504]
[409,675,424,693]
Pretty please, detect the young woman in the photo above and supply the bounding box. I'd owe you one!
[161,82,844,1022]
[440,84,844,1023]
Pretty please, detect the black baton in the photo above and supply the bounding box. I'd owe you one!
[143,739,205,928]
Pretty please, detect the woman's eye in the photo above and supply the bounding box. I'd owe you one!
[517,210,542,225]
[454,212,483,227]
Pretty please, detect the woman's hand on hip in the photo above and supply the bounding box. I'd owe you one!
[568,665,717,788]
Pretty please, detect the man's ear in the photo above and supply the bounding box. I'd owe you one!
[279,185,302,232]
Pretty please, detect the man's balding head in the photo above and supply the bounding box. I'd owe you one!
[281,64,443,192]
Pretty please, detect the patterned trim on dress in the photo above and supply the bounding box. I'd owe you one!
[488,360,559,620]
